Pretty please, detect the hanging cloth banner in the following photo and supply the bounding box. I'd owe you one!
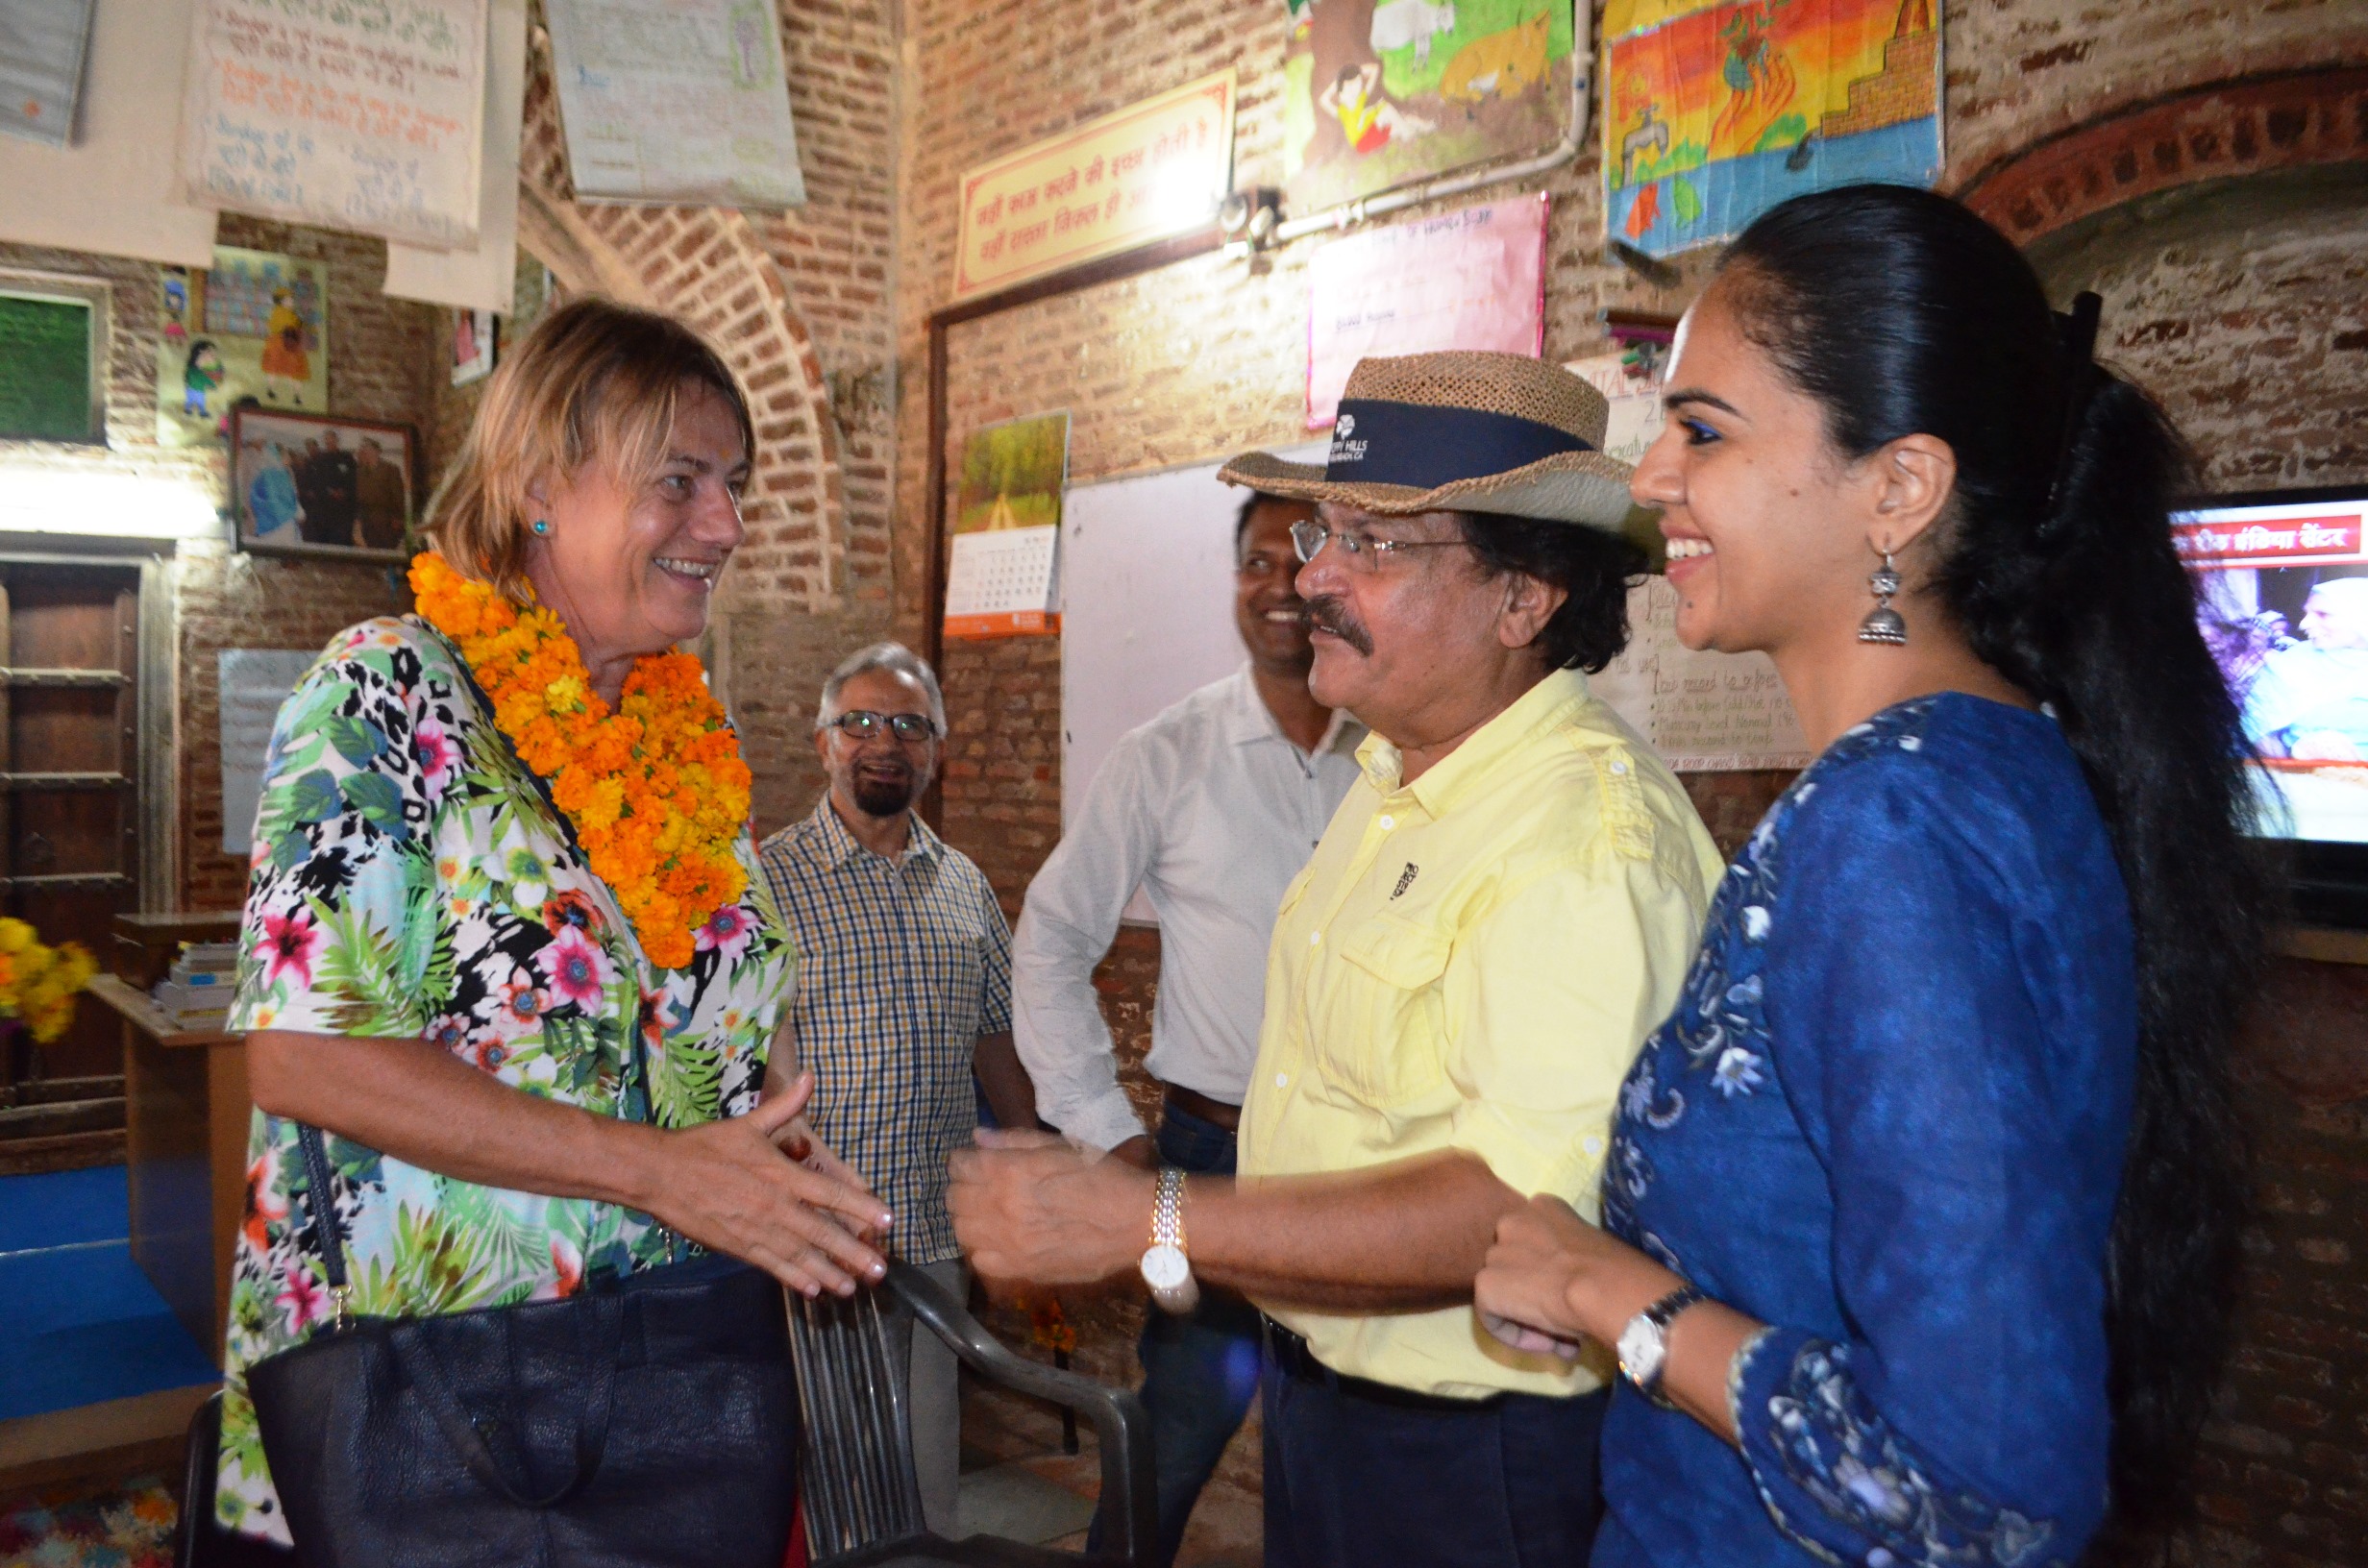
[177,0,487,251]
[1601,0,1943,258]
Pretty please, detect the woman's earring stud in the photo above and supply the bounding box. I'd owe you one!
[1858,550,1907,646]
[530,518,550,535]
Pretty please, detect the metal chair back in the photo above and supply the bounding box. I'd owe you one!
[787,1283,929,1556]
[788,1262,1155,1567]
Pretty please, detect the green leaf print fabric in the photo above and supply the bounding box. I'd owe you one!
[214,617,796,1545]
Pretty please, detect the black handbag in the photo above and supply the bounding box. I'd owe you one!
[243,1124,800,1568]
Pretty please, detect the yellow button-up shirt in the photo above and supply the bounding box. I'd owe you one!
[1238,668,1724,1399]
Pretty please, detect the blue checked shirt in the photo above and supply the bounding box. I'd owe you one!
[757,798,1014,1264]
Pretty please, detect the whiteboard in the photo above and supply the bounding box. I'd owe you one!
[1057,445,1326,920]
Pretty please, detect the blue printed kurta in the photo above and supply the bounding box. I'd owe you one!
[1596,695,2137,1568]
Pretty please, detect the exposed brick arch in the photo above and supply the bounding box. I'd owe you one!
[1957,66,2368,249]
[510,47,849,616]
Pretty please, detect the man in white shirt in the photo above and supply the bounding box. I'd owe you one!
[1010,491,1363,1565]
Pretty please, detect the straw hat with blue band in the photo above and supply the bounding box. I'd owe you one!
[1218,351,1639,532]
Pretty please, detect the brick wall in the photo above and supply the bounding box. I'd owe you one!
[0,216,439,913]
[887,0,2368,1552]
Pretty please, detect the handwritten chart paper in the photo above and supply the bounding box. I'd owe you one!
[219,649,321,855]
[545,0,806,210]
[954,72,1235,301]
[1305,194,1547,428]
[179,0,485,250]
[1593,577,1811,772]
[945,527,1060,639]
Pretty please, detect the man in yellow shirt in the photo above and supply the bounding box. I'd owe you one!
[950,352,1721,1566]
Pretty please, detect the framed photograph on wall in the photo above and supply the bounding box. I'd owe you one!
[229,406,417,563]
[452,307,498,385]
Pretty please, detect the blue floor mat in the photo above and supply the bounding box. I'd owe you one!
[0,1168,219,1421]
[0,1165,130,1254]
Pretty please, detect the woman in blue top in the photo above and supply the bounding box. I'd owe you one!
[1473,184,2264,1566]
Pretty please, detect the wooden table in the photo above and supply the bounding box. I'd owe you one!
[95,973,246,1366]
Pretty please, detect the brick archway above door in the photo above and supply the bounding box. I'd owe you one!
[1957,66,2368,248]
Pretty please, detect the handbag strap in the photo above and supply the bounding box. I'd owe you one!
[293,1122,354,1330]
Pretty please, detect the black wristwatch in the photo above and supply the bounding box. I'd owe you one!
[1616,1284,1706,1409]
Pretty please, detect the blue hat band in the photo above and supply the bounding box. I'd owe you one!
[1323,398,1593,490]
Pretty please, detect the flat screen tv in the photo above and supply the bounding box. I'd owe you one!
[2178,483,2368,927]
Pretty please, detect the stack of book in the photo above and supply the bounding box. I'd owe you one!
[151,941,239,1031]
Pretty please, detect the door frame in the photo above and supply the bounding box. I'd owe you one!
[0,540,179,915]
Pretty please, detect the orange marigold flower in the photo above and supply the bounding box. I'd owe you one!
[408,551,750,969]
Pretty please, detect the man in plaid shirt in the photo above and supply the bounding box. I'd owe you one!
[757,642,1039,1533]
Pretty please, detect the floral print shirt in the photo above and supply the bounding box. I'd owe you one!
[214,617,795,1544]
[1594,697,2137,1568]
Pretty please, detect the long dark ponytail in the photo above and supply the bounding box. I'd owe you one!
[1719,184,2266,1543]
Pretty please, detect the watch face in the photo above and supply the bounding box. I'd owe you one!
[1617,1315,1665,1384]
[1141,1243,1191,1292]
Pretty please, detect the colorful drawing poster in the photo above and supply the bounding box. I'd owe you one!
[545,0,807,210]
[1282,0,1574,216]
[154,246,330,448]
[1306,194,1546,429]
[177,0,485,250]
[945,411,1070,638]
[1603,0,1941,257]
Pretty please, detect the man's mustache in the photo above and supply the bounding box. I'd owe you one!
[1303,595,1374,656]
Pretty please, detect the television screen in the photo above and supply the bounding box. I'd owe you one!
[2179,486,2368,846]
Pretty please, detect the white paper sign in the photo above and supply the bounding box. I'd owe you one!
[178,0,487,250]
[544,0,806,209]
[219,649,321,855]
[1593,578,1812,772]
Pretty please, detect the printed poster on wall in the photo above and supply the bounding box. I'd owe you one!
[1306,193,1547,429]
[544,0,807,210]
[177,0,486,250]
[1282,0,1576,216]
[1603,0,1942,258]
[953,73,1235,302]
[944,411,1070,638]
[154,245,329,448]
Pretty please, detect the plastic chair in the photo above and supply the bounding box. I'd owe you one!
[792,1262,1153,1567]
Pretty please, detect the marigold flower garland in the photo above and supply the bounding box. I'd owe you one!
[408,552,751,969]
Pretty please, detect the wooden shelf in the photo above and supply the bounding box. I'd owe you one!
[2274,925,2368,968]
[86,973,238,1048]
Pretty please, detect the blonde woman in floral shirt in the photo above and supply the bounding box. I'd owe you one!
[212,300,893,1553]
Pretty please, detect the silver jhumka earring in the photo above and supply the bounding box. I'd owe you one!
[1858,549,1907,645]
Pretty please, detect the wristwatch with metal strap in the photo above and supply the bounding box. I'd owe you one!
[1616,1284,1706,1409]
[1139,1166,1199,1314]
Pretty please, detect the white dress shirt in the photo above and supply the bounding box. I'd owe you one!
[1012,666,1364,1151]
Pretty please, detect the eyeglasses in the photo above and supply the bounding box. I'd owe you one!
[1290,518,1470,572]
[826,710,939,742]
